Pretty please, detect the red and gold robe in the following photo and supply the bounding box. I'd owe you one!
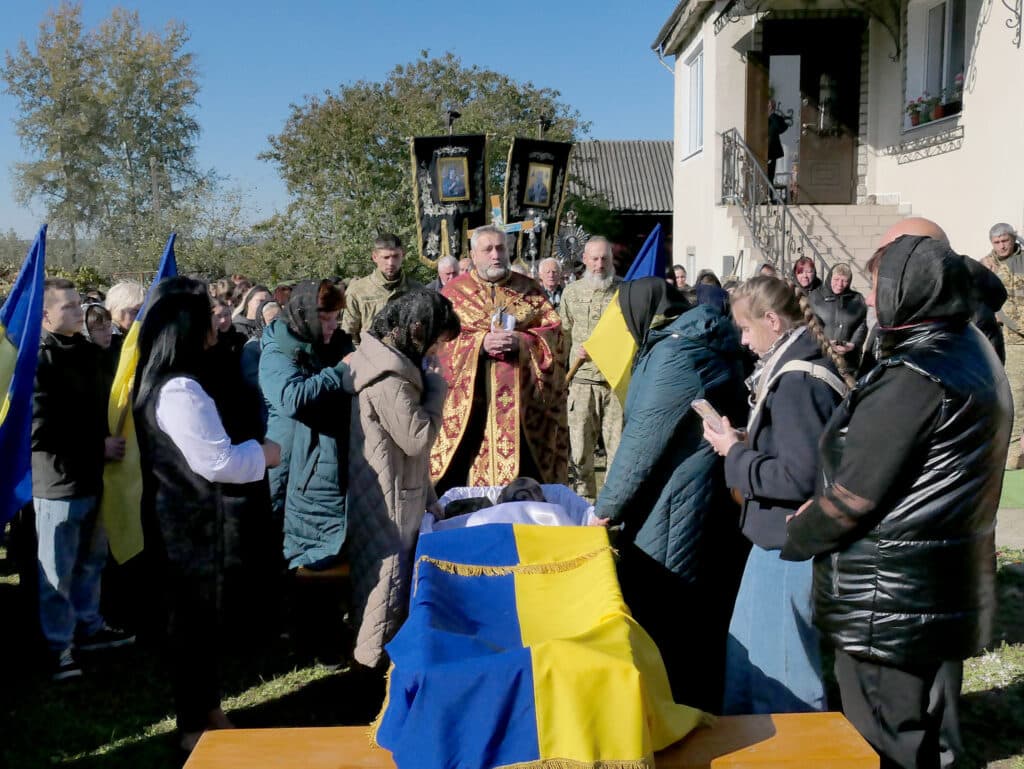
[431,270,568,487]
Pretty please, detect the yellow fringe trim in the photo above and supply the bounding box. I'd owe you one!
[367,662,396,747]
[413,547,612,594]
[494,757,652,769]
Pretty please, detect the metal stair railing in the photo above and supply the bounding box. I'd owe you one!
[720,127,829,280]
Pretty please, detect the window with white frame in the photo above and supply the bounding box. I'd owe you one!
[684,43,704,155]
[905,0,975,127]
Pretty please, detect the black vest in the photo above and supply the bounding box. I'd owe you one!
[136,375,235,577]
[813,323,1010,665]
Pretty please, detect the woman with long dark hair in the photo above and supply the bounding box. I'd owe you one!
[133,277,280,753]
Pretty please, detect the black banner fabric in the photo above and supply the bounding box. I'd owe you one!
[502,138,574,264]
[410,134,488,267]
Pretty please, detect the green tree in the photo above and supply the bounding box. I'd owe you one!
[2,3,206,266]
[260,51,589,278]
[2,5,105,262]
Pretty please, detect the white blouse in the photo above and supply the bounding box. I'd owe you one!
[155,377,266,484]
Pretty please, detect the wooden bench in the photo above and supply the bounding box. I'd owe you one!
[185,712,878,769]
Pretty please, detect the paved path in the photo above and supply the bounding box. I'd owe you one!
[997,508,1024,550]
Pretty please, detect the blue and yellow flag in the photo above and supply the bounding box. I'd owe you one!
[100,233,177,563]
[0,226,47,524]
[582,224,667,406]
[375,525,708,769]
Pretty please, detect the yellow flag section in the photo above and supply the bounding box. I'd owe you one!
[99,321,145,563]
[581,290,636,406]
[513,526,707,764]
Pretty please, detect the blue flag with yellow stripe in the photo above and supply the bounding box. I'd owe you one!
[374,525,707,769]
[582,224,667,405]
[623,222,665,281]
[100,233,177,562]
[0,226,47,524]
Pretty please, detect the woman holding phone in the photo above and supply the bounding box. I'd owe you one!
[703,275,852,714]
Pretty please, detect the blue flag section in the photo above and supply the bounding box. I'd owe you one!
[624,222,665,282]
[0,226,47,524]
[141,233,178,321]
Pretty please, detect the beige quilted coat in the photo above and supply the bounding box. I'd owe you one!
[346,333,446,667]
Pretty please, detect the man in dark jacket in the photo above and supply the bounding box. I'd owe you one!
[33,279,133,680]
[782,236,1010,769]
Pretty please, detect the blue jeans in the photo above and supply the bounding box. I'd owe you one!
[34,496,108,653]
[723,544,826,714]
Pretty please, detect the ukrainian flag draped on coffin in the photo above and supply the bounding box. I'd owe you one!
[374,525,708,769]
[99,233,177,563]
[0,226,47,524]
[582,223,666,406]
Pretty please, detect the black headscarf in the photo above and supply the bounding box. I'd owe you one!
[875,235,972,329]
[617,277,691,347]
[283,280,326,346]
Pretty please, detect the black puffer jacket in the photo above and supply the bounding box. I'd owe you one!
[809,265,867,369]
[784,236,1011,666]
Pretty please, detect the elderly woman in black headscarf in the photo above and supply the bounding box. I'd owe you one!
[782,235,1011,769]
[593,277,749,712]
[259,281,352,571]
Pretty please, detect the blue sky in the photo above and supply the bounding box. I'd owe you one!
[0,1,678,237]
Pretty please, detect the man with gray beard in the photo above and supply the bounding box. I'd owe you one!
[431,225,569,491]
[560,237,623,500]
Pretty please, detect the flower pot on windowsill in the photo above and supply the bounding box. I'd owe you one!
[909,112,921,126]
[931,103,945,120]
[944,100,962,116]
[919,110,932,124]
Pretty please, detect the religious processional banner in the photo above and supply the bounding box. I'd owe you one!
[0,226,46,524]
[502,138,574,264]
[373,524,708,769]
[410,134,489,268]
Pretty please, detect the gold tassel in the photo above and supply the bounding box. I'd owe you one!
[494,757,653,769]
[367,662,396,746]
[441,219,451,257]
[413,548,612,593]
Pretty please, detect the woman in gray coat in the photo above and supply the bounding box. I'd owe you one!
[347,290,460,668]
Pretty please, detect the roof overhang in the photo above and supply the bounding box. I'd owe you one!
[651,0,715,57]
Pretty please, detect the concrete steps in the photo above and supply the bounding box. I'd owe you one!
[726,202,909,290]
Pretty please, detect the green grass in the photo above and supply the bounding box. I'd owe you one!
[1,543,1021,769]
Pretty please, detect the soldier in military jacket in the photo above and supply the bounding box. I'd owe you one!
[983,222,1024,467]
[341,233,422,345]
[560,237,623,500]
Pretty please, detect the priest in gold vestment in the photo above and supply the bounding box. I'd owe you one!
[431,225,568,491]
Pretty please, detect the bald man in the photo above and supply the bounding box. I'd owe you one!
[872,217,1006,369]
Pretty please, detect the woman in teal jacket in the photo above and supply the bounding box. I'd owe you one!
[259,280,353,570]
[594,278,749,712]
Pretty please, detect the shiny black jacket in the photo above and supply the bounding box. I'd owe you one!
[812,323,1008,665]
[787,236,1011,666]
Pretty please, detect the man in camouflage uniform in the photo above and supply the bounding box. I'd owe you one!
[984,222,1024,468]
[560,237,623,500]
[341,233,422,344]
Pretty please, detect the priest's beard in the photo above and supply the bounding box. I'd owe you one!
[480,264,510,282]
[582,271,615,290]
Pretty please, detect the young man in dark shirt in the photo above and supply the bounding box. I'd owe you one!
[33,278,133,680]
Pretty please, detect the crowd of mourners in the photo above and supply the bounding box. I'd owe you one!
[6,216,1022,769]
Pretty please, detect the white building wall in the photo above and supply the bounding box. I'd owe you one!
[866,8,1024,256]
[671,11,759,278]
